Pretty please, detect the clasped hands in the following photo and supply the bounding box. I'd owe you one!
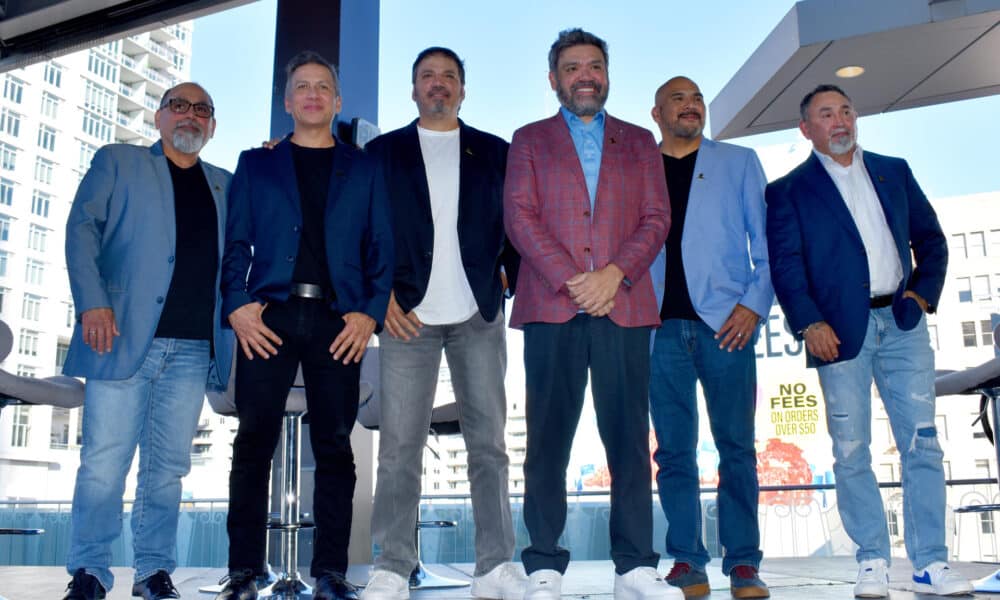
[566,264,623,317]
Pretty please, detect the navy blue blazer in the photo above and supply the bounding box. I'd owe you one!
[64,142,235,390]
[221,137,394,330]
[765,150,947,367]
[366,119,519,321]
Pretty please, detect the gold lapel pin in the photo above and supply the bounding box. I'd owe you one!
[878,175,886,182]
[697,173,705,180]
[465,147,475,156]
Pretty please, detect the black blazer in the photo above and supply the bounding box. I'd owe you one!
[367,119,519,321]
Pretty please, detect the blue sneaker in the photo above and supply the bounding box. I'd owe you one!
[666,562,710,597]
[730,565,769,598]
[912,562,973,596]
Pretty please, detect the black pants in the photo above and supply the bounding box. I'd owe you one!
[521,314,659,575]
[227,296,360,577]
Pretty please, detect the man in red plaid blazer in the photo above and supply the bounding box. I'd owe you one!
[504,28,674,600]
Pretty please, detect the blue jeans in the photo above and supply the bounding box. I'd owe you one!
[816,307,946,570]
[66,338,210,591]
[649,318,761,574]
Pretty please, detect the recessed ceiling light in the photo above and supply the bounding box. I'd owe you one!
[835,65,865,78]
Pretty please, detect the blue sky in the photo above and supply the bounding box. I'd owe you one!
[192,0,1000,200]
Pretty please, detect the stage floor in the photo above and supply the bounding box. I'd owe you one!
[2,557,999,598]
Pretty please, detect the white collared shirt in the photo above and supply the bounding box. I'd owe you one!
[814,146,903,296]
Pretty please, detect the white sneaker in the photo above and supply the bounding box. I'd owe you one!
[614,566,683,600]
[524,569,561,600]
[472,562,528,599]
[912,561,974,596]
[360,569,410,600]
[854,559,889,598]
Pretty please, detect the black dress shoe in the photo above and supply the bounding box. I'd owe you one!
[214,569,258,600]
[63,569,107,600]
[131,570,180,600]
[314,571,359,600]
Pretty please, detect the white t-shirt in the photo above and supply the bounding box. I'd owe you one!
[814,146,903,296]
[413,125,478,325]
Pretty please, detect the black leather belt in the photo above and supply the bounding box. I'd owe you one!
[870,294,894,308]
[290,282,325,299]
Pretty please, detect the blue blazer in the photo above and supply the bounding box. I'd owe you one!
[366,119,519,320]
[64,142,235,390]
[221,137,394,330]
[650,138,773,332]
[765,150,947,367]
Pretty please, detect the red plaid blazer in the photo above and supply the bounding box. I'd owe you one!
[504,112,670,329]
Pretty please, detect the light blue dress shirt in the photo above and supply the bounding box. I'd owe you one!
[560,106,605,211]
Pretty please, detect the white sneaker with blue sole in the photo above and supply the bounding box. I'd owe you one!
[912,562,974,596]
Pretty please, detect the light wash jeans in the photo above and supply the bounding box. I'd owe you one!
[66,338,210,591]
[649,318,762,574]
[817,307,947,570]
[372,311,514,578]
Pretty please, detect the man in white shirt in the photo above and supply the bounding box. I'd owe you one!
[360,47,524,600]
[766,84,971,598]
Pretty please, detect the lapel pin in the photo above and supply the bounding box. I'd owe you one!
[609,137,617,144]
[465,147,475,156]
[214,185,221,191]
[697,173,705,180]
[878,175,885,182]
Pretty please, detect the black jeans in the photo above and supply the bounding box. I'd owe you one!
[520,314,659,575]
[226,296,360,577]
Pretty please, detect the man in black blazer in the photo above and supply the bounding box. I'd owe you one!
[359,47,523,600]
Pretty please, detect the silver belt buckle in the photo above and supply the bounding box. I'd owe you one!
[291,282,324,299]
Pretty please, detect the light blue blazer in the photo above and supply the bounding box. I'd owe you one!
[64,141,235,391]
[650,138,773,332]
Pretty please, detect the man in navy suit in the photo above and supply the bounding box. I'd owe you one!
[217,51,393,600]
[647,76,771,599]
[63,82,234,600]
[766,84,971,598]
[359,47,523,600]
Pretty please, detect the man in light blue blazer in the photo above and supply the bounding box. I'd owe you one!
[647,77,772,599]
[767,84,970,598]
[63,82,234,600]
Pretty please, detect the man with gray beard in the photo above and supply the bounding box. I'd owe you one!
[63,82,234,600]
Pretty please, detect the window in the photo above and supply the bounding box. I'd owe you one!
[0,214,10,241]
[969,231,987,258]
[0,108,21,137]
[927,323,939,351]
[65,301,74,328]
[78,142,98,172]
[37,125,56,152]
[0,178,13,206]
[1,142,16,170]
[40,92,59,120]
[950,233,968,259]
[56,341,70,370]
[991,229,1000,256]
[25,259,44,285]
[21,293,41,321]
[18,329,39,356]
[87,51,118,83]
[30,191,50,218]
[84,81,116,118]
[0,251,8,277]
[962,321,977,347]
[34,158,54,185]
[887,510,900,537]
[3,76,24,104]
[973,274,991,301]
[983,512,996,535]
[955,276,972,303]
[983,320,995,347]
[44,63,63,87]
[81,113,113,143]
[16,365,35,378]
[976,459,992,479]
[28,224,47,251]
[10,404,30,447]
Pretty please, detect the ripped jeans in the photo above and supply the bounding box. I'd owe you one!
[817,306,947,570]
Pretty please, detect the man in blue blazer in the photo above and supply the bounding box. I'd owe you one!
[360,47,523,600]
[63,82,234,600]
[766,84,971,598]
[647,77,772,599]
[217,52,392,600]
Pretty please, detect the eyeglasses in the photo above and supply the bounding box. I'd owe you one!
[163,97,215,118]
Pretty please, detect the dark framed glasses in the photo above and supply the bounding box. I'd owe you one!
[164,97,215,118]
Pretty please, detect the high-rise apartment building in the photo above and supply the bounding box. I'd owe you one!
[0,23,195,500]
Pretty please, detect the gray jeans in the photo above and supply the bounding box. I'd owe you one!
[372,310,515,577]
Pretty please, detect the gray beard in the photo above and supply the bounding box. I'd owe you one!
[828,133,856,155]
[172,128,206,154]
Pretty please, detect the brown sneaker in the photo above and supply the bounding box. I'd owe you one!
[730,565,769,598]
[666,562,711,597]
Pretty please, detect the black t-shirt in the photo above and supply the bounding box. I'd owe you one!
[660,150,702,322]
[290,143,336,294]
[154,159,219,340]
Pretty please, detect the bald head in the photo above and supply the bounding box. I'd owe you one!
[651,76,705,143]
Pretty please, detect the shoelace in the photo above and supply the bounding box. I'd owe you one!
[732,565,759,579]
